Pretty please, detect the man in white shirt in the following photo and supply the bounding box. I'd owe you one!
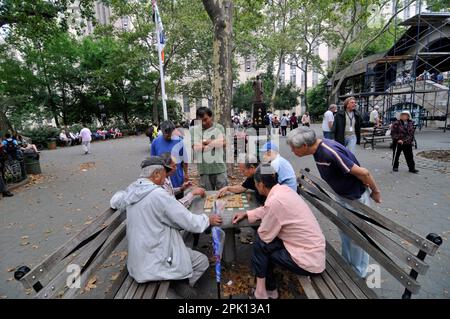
[79,125,92,155]
[322,104,336,139]
[369,105,380,127]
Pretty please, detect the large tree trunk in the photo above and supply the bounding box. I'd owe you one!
[202,0,233,129]
[0,109,14,135]
[303,61,309,112]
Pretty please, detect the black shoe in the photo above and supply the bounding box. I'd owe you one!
[409,169,419,174]
[2,191,13,197]
[393,167,398,172]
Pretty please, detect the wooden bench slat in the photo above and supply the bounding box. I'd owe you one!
[297,276,320,299]
[34,214,125,299]
[319,270,346,299]
[310,275,336,299]
[300,179,429,275]
[21,208,116,290]
[141,282,159,299]
[323,261,357,299]
[104,266,129,299]
[124,280,140,299]
[300,169,439,255]
[302,190,422,294]
[155,282,170,299]
[114,275,134,299]
[133,283,148,299]
[326,245,378,299]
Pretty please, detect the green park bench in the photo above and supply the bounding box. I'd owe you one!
[14,208,169,299]
[362,126,392,150]
[296,169,443,299]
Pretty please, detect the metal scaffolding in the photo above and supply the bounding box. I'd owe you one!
[336,2,450,131]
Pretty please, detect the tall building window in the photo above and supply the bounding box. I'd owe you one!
[183,95,190,113]
[122,16,129,30]
[415,0,420,14]
[300,61,306,88]
[208,97,213,109]
[392,0,396,15]
[290,63,296,86]
[196,98,202,109]
[245,58,251,72]
[312,68,319,86]
[279,60,285,84]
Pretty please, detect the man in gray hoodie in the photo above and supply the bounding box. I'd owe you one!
[110,156,222,297]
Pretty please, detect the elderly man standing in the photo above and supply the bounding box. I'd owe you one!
[369,105,381,127]
[191,107,227,191]
[232,164,326,299]
[333,97,362,153]
[390,110,418,173]
[151,120,188,194]
[287,127,382,278]
[260,141,297,192]
[322,104,336,139]
[110,156,222,298]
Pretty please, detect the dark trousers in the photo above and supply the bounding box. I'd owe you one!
[251,234,314,290]
[281,126,287,136]
[0,174,7,193]
[393,141,415,170]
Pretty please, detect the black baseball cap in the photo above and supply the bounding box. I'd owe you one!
[140,156,172,169]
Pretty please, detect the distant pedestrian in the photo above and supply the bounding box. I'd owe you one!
[301,112,311,127]
[333,97,361,154]
[280,114,289,136]
[390,110,418,173]
[369,105,380,127]
[79,125,92,155]
[290,112,298,130]
[322,104,336,139]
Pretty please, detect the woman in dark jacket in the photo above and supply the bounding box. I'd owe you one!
[332,97,361,153]
[390,110,418,173]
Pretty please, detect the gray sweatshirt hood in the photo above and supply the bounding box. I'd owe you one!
[110,178,159,211]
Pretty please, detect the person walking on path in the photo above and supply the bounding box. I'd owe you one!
[322,104,336,139]
[390,110,419,173]
[280,114,289,137]
[287,127,382,278]
[290,112,298,130]
[301,112,311,127]
[191,107,228,191]
[369,105,381,127]
[79,125,92,155]
[151,120,188,193]
[333,97,362,154]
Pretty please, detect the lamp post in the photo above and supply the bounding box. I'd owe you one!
[98,102,106,126]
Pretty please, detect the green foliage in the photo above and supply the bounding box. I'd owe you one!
[306,78,328,119]
[21,126,60,149]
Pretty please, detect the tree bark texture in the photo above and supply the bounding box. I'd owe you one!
[202,0,233,129]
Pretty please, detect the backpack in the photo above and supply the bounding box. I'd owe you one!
[5,139,17,157]
[263,114,271,125]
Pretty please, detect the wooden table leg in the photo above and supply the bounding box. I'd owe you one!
[223,229,236,263]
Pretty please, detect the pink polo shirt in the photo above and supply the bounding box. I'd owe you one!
[247,184,326,274]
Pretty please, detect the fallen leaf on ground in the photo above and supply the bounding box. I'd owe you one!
[20,241,30,246]
[21,236,29,239]
[6,268,14,272]
[111,273,120,281]
[32,245,39,249]
[84,276,98,291]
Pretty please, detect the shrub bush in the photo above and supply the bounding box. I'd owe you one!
[21,126,60,150]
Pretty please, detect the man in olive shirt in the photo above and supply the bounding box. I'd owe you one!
[191,107,228,190]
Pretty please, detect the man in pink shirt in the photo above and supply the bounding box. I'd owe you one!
[232,164,326,299]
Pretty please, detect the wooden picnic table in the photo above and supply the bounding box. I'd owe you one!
[189,190,261,263]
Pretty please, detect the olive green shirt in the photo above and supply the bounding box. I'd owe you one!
[190,123,227,175]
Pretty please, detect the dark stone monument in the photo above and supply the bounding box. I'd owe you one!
[252,75,266,129]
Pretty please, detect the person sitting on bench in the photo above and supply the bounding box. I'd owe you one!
[232,164,326,299]
[217,154,266,205]
[110,156,222,298]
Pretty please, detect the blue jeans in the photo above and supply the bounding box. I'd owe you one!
[344,134,357,154]
[323,131,333,139]
[336,190,371,278]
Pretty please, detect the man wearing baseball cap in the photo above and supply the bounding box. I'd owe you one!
[110,155,222,298]
[260,141,297,191]
[390,110,418,173]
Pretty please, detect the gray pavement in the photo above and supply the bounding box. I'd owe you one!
[0,126,449,299]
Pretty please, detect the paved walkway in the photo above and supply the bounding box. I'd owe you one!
[0,127,448,299]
